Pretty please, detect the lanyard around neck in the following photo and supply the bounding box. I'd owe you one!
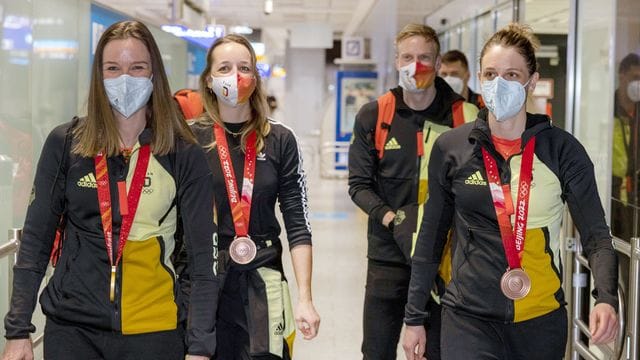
[481,137,536,270]
[213,123,257,237]
[95,144,151,302]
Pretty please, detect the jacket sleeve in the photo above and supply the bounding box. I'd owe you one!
[4,124,69,339]
[176,142,220,357]
[277,129,312,248]
[348,101,393,223]
[560,135,618,311]
[405,139,455,325]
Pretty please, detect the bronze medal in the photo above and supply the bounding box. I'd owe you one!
[229,236,257,264]
[500,268,531,300]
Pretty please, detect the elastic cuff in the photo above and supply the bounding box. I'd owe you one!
[372,205,393,224]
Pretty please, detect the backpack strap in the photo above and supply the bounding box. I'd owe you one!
[452,99,465,128]
[375,91,396,159]
[50,116,79,266]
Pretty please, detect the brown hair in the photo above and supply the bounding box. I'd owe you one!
[197,34,270,152]
[480,23,540,75]
[395,23,440,56]
[619,53,640,74]
[73,20,195,157]
[442,50,469,70]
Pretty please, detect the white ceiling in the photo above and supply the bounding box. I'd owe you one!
[95,0,570,43]
[95,0,453,37]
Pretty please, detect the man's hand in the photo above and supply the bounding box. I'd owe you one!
[589,302,618,344]
[402,325,426,360]
[295,300,321,340]
[1,338,33,360]
[382,211,396,228]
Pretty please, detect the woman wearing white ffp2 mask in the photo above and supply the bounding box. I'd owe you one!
[403,23,619,360]
[481,76,532,122]
[104,74,153,118]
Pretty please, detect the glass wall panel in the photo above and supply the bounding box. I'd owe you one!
[495,1,513,32]
[611,0,640,353]
[574,0,615,202]
[459,19,477,92]
[0,0,33,352]
[611,0,640,241]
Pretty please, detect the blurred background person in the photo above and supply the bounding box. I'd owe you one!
[611,52,640,241]
[439,49,485,109]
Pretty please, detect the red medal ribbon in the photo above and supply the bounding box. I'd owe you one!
[95,144,151,302]
[481,137,536,270]
[213,124,257,237]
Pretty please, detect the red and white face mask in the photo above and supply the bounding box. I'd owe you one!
[398,61,436,93]
[209,72,256,107]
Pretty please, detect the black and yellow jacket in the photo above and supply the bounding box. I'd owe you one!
[4,120,219,356]
[348,78,477,265]
[405,110,618,324]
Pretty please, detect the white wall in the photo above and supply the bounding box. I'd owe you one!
[284,48,326,136]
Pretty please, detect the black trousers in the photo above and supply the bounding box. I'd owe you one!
[43,318,185,360]
[441,306,567,360]
[362,259,441,360]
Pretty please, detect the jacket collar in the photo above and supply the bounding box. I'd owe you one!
[469,109,552,153]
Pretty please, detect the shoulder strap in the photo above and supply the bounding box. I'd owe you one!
[50,117,79,266]
[375,91,396,159]
[452,99,465,128]
[476,94,485,109]
[52,117,79,197]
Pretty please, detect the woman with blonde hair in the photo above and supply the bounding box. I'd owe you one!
[3,20,218,360]
[191,34,320,359]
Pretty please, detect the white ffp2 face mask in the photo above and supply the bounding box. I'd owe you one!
[481,76,530,122]
[627,80,640,103]
[443,75,464,94]
[103,74,153,118]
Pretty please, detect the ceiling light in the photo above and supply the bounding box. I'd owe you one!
[264,0,273,15]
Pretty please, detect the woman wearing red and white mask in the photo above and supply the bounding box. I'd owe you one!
[190,34,320,360]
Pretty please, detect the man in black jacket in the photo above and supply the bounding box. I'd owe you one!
[348,23,478,360]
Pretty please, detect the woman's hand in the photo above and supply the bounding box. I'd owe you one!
[1,338,33,360]
[295,300,320,340]
[589,302,619,344]
[402,325,426,360]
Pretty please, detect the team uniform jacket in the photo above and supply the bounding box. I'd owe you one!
[405,110,618,325]
[191,120,311,253]
[348,78,476,264]
[4,120,219,356]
